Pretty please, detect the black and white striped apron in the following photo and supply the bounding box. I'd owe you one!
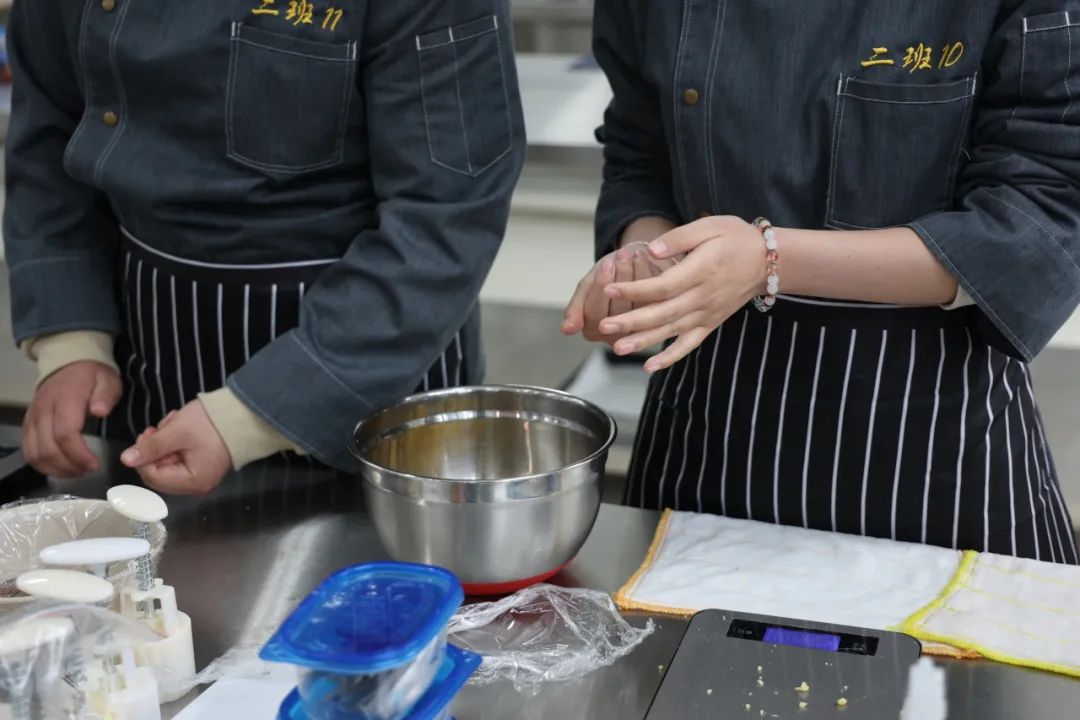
[102,230,466,444]
[626,297,1079,563]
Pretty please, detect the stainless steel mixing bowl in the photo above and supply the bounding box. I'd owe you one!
[350,385,617,592]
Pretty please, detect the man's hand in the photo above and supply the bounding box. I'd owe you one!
[120,400,232,495]
[22,361,122,477]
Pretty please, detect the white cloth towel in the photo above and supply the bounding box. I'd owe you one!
[616,511,962,633]
[902,551,1080,677]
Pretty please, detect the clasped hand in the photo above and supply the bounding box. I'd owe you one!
[562,216,767,372]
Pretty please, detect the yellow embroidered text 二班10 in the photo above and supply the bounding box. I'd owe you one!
[860,42,965,72]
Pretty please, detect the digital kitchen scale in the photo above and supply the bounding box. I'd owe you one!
[646,610,922,719]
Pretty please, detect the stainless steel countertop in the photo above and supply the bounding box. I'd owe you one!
[3,435,1077,719]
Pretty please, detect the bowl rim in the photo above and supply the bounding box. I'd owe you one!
[349,384,618,487]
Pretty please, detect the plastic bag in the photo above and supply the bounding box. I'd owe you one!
[0,600,163,719]
[0,495,167,612]
[445,585,654,694]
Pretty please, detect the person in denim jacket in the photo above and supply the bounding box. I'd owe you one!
[6,0,524,493]
[565,0,1079,561]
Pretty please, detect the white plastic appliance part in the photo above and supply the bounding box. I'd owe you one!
[16,569,115,605]
[40,537,151,574]
[106,486,169,524]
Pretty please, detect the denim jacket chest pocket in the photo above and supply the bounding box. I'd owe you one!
[826,75,978,230]
[226,22,358,175]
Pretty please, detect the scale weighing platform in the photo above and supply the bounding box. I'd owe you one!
[646,610,923,719]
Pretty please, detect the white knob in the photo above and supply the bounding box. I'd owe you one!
[0,617,75,656]
[16,569,115,604]
[40,537,151,567]
[107,485,169,523]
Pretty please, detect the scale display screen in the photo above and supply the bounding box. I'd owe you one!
[762,626,841,652]
[727,619,879,656]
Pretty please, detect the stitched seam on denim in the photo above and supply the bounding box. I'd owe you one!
[492,16,513,173]
[910,219,1032,360]
[288,332,371,404]
[233,36,354,62]
[93,0,134,185]
[942,76,978,218]
[1013,29,1027,122]
[977,188,1080,276]
[226,23,241,160]
[449,36,472,173]
[825,75,846,227]
[1065,26,1074,123]
[417,41,440,168]
[63,0,98,178]
[840,92,974,105]
[703,0,727,214]
[672,0,694,217]
[332,41,358,167]
[429,146,512,177]
[420,27,496,49]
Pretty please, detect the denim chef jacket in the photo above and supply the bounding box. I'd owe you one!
[594,0,1080,360]
[4,0,525,469]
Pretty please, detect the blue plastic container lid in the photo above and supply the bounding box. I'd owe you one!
[260,562,464,674]
[276,644,483,720]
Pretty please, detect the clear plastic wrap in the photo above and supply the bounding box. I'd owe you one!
[0,496,167,613]
[446,584,655,694]
[0,600,163,719]
[295,630,447,720]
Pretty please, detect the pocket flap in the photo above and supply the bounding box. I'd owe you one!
[841,76,976,105]
[416,15,498,51]
[1024,11,1080,34]
[232,21,355,62]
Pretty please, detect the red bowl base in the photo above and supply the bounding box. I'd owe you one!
[461,561,571,596]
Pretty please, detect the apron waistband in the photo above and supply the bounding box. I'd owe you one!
[120,227,339,285]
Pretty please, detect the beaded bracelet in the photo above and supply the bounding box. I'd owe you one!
[751,217,779,312]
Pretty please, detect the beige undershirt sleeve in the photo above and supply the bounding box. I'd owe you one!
[198,387,305,469]
[22,330,301,469]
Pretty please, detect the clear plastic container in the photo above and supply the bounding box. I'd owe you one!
[261,562,471,720]
[276,643,481,720]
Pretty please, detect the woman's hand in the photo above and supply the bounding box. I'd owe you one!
[599,216,766,372]
[561,244,676,343]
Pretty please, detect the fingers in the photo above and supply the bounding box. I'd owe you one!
[562,266,597,335]
[122,423,187,468]
[52,398,99,472]
[604,260,699,306]
[646,217,727,260]
[139,462,207,496]
[582,257,616,341]
[609,249,634,318]
[88,369,123,419]
[611,319,687,357]
[600,292,696,338]
[31,406,82,477]
[644,327,711,373]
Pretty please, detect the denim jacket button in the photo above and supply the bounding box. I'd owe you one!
[683,88,700,106]
[102,111,119,127]
[101,0,116,12]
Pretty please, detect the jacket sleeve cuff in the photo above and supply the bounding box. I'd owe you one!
[909,209,1080,361]
[9,253,122,343]
[227,331,374,471]
[198,387,304,470]
[23,331,118,386]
